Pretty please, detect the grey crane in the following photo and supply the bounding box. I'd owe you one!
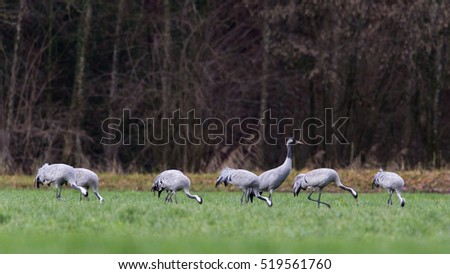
[151,170,202,204]
[35,163,87,200]
[293,168,358,208]
[372,169,405,207]
[75,168,104,203]
[216,167,272,207]
[256,138,302,202]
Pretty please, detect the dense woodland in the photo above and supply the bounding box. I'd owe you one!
[1,0,450,174]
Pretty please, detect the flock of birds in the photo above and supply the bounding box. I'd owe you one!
[34,138,406,208]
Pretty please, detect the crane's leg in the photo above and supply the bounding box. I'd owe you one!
[240,190,245,204]
[173,191,178,204]
[164,191,171,203]
[387,190,394,206]
[317,190,331,208]
[307,188,317,206]
[56,186,62,200]
[308,188,331,208]
[269,190,273,202]
[246,189,254,203]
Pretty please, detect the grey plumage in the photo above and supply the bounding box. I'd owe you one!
[372,169,405,207]
[151,170,202,204]
[216,167,272,207]
[293,168,358,208]
[35,163,87,200]
[75,168,104,203]
[258,138,301,202]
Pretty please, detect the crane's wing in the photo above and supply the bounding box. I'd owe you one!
[216,168,258,188]
[303,169,334,188]
[379,172,404,189]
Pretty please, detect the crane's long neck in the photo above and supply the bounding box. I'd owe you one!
[282,144,293,170]
[184,189,203,204]
[287,144,293,159]
[339,185,357,197]
[334,174,358,201]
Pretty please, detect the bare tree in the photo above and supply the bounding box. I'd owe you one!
[63,0,92,166]
[1,0,26,173]
[105,0,125,173]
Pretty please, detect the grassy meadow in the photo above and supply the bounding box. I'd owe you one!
[0,185,449,253]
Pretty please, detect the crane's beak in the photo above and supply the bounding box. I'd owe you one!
[355,198,359,206]
[296,140,303,145]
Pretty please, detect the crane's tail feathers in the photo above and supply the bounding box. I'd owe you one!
[372,179,380,189]
[216,168,237,188]
[34,177,44,189]
[152,175,165,198]
[215,178,223,188]
[215,174,230,188]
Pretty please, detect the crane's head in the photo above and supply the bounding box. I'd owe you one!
[351,189,359,206]
[286,138,302,146]
[292,174,307,196]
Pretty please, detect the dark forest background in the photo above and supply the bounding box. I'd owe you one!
[1,0,449,174]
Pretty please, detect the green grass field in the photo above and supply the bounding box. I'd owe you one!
[0,188,448,254]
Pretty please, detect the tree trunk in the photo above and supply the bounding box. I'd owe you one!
[160,0,171,170]
[432,37,446,168]
[257,0,270,169]
[63,0,92,166]
[105,0,125,173]
[0,0,25,173]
